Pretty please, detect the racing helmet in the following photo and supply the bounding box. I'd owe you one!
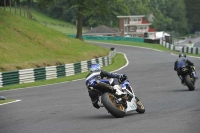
[179,53,186,58]
[89,64,101,72]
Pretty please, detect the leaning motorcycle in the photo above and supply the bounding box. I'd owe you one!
[179,65,196,91]
[85,73,145,118]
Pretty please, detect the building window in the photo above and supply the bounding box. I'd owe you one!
[138,18,141,21]
[124,19,128,24]
[125,27,128,32]
[131,18,134,21]
[130,26,136,31]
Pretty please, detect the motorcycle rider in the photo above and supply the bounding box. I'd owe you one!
[174,53,198,85]
[85,63,135,109]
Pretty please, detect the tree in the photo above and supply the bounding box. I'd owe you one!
[165,0,188,34]
[184,0,200,33]
[83,0,130,27]
[66,0,118,40]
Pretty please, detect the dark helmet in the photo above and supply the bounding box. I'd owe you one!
[179,53,186,58]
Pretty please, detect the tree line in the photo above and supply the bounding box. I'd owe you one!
[1,0,200,40]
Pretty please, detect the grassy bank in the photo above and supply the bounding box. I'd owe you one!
[2,7,87,34]
[0,9,109,72]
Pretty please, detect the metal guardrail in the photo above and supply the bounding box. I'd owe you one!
[160,40,200,54]
[0,50,116,87]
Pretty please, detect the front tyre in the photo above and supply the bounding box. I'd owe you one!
[184,75,195,91]
[101,92,125,118]
[135,97,145,114]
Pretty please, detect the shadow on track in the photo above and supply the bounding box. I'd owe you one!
[79,112,139,119]
[166,88,199,92]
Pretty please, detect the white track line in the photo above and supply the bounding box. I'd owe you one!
[112,52,129,72]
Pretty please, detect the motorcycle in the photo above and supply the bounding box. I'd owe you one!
[179,65,196,91]
[85,73,145,118]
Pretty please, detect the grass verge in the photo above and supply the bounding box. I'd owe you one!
[88,40,173,52]
[0,99,15,104]
[0,53,126,91]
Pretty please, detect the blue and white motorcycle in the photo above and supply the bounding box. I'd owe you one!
[86,73,145,118]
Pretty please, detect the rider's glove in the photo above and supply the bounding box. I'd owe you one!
[119,74,127,82]
[192,66,196,70]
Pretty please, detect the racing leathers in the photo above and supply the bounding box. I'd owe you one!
[174,57,198,84]
[85,70,127,109]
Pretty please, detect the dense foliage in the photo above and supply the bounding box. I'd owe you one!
[22,0,200,36]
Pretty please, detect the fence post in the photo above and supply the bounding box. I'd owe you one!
[15,0,16,14]
[4,0,6,10]
[9,0,11,12]
[20,3,21,15]
[24,7,25,17]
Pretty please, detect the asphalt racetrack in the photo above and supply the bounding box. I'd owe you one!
[0,42,200,133]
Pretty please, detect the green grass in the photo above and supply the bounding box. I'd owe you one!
[0,99,15,104]
[0,9,109,72]
[2,7,87,34]
[31,10,88,34]
[88,40,173,52]
[0,53,126,91]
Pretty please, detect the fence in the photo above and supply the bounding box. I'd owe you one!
[160,39,200,54]
[68,35,144,43]
[0,1,34,19]
[0,50,116,88]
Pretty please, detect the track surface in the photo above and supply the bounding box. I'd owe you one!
[0,42,200,133]
[176,36,200,47]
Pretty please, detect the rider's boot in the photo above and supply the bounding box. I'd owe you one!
[192,71,199,79]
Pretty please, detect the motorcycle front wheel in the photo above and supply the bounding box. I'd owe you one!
[135,97,145,114]
[101,92,125,118]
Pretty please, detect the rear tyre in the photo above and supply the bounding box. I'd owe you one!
[135,97,145,114]
[184,75,195,91]
[101,92,125,118]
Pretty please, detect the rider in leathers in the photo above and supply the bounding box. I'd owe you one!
[86,64,128,109]
[174,53,198,84]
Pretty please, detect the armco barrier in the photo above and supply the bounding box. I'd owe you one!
[160,39,200,54]
[0,50,116,87]
[68,35,144,43]
[181,46,200,54]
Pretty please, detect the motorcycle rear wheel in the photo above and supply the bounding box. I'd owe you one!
[184,75,195,91]
[101,92,125,118]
